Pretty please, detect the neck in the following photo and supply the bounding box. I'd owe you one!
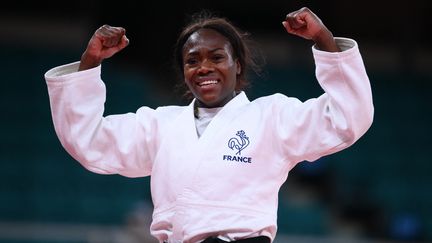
[194,91,237,118]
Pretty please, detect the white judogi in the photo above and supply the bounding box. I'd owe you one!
[44,38,374,243]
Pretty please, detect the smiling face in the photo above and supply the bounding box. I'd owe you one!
[182,28,241,108]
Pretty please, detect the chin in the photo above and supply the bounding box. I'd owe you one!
[197,94,218,105]
[198,98,220,108]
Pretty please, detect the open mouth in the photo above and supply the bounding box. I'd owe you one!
[198,80,219,87]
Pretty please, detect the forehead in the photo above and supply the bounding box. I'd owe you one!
[183,28,232,55]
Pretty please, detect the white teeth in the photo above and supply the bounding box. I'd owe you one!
[199,80,218,86]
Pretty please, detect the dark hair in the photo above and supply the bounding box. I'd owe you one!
[173,10,264,99]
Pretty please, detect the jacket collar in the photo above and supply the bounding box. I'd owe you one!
[188,91,250,114]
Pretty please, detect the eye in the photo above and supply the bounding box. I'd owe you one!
[184,57,198,66]
[212,54,225,62]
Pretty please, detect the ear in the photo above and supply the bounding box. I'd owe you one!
[236,59,241,75]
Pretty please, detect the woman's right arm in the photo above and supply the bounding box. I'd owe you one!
[44,26,156,178]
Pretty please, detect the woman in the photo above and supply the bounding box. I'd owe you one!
[45,7,374,243]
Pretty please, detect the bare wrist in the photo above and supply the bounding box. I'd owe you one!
[312,28,340,52]
[78,52,102,71]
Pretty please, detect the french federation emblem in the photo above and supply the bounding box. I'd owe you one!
[228,130,250,155]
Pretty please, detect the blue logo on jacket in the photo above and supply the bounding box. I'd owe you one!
[228,130,250,155]
[223,130,252,163]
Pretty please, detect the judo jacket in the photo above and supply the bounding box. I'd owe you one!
[44,37,374,242]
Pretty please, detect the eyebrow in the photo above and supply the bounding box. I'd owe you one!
[185,47,225,56]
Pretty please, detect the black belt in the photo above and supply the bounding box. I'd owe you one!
[202,236,270,243]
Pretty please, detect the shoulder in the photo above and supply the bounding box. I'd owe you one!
[155,105,187,115]
[135,105,188,125]
[251,93,302,108]
[240,93,304,119]
[136,104,186,116]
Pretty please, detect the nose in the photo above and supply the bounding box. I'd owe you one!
[197,59,214,75]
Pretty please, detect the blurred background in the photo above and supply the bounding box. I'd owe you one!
[1,0,431,242]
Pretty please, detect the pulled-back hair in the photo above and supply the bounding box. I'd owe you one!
[173,10,264,99]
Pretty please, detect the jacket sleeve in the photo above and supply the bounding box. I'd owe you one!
[274,37,374,163]
[44,62,157,177]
